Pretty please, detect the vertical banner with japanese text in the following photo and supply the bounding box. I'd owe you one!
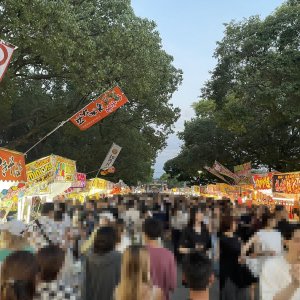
[101,143,122,170]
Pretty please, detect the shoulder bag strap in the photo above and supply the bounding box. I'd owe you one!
[34,219,54,245]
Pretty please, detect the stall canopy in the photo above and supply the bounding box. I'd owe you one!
[25,155,76,201]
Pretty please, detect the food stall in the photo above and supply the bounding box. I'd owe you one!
[18,155,76,221]
[0,148,27,220]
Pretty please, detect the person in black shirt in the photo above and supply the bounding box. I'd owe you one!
[219,215,257,300]
[179,207,211,255]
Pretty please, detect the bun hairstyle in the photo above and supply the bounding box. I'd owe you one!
[0,251,39,300]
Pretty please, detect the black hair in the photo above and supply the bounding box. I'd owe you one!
[54,210,63,222]
[40,203,54,216]
[261,213,275,228]
[94,226,117,255]
[36,245,65,282]
[58,203,66,214]
[183,252,212,291]
[282,223,300,240]
[143,218,163,240]
[220,215,235,233]
[188,207,202,228]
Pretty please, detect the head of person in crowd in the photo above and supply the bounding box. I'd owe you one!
[183,252,214,300]
[53,210,63,222]
[85,200,95,211]
[0,251,39,300]
[282,224,300,259]
[115,219,126,244]
[220,215,237,235]
[58,202,66,214]
[261,213,276,230]
[188,207,204,228]
[41,202,55,219]
[94,226,117,255]
[0,220,27,250]
[115,245,152,300]
[143,217,163,243]
[36,245,65,283]
[292,208,300,221]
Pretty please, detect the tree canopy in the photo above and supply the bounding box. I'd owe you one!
[165,0,300,184]
[0,0,182,185]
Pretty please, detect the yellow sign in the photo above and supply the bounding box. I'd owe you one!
[26,156,53,183]
[87,178,108,191]
[54,156,76,182]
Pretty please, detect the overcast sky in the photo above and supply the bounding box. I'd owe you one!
[131,0,285,178]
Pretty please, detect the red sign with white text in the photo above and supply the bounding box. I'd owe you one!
[0,148,27,182]
[70,86,128,130]
[0,41,16,82]
[252,173,273,190]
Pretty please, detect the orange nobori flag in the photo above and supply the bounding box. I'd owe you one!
[70,86,129,131]
[0,40,17,82]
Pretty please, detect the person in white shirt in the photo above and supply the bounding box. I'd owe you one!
[260,224,300,300]
[123,201,140,225]
[256,213,283,255]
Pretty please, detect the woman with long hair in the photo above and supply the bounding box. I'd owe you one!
[179,207,211,255]
[115,245,163,300]
[0,251,39,300]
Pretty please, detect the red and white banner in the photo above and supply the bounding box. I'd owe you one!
[70,86,129,131]
[0,40,16,82]
[213,161,240,183]
[204,166,231,184]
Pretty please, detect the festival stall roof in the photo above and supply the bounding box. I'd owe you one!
[86,178,114,196]
[25,154,77,202]
[0,148,27,191]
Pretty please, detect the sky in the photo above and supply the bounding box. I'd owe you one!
[131,0,285,178]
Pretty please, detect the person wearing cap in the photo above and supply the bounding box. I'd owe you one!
[0,220,34,264]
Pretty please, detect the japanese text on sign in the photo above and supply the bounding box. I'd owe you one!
[70,86,129,130]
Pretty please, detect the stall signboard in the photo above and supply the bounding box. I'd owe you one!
[234,162,252,184]
[26,156,53,184]
[213,161,240,183]
[70,86,129,131]
[234,162,251,177]
[26,181,51,195]
[72,173,86,188]
[87,178,108,191]
[253,173,273,190]
[0,148,27,182]
[54,156,76,182]
[272,172,300,194]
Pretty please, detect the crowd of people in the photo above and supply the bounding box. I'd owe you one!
[0,194,300,300]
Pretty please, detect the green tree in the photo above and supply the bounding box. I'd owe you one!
[202,0,300,171]
[165,0,300,183]
[0,0,182,185]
